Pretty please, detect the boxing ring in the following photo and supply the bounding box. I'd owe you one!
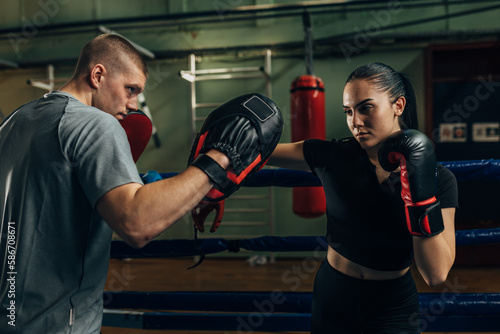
[102,159,500,332]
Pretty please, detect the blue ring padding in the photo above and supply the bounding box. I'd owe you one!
[455,228,500,246]
[105,291,312,313]
[418,293,500,316]
[101,311,500,332]
[110,236,328,258]
[420,316,500,332]
[141,159,500,187]
[141,312,312,331]
[110,229,500,259]
[104,291,500,316]
[441,159,500,182]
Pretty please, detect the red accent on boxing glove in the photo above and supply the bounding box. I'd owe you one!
[191,200,225,233]
[389,151,443,236]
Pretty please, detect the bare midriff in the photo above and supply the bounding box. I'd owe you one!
[327,246,409,280]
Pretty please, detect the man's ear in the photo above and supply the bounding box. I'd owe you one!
[394,95,406,116]
[90,64,106,89]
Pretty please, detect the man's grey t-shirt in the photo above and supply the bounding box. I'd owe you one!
[0,91,143,333]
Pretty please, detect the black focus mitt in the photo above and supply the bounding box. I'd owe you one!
[188,93,283,202]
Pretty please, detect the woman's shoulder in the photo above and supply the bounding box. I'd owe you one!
[436,163,459,207]
[304,137,364,169]
[306,136,359,150]
[437,163,457,183]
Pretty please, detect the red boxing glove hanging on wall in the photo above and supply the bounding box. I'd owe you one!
[120,110,152,163]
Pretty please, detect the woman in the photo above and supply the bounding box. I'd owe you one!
[269,62,458,333]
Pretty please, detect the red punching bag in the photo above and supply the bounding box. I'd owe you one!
[290,75,326,218]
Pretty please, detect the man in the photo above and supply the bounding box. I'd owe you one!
[0,34,229,333]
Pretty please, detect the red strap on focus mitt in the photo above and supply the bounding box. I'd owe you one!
[120,110,152,162]
[188,200,226,269]
[191,200,225,233]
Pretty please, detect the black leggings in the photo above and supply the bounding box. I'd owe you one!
[311,259,420,334]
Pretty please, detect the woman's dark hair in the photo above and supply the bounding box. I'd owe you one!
[345,62,418,130]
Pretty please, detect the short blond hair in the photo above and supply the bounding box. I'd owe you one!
[72,34,148,80]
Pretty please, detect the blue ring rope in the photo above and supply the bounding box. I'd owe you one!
[141,159,500,186]
[102,310,500,332]
[104,291,500,316]
[102,292,500,331]
[110,229,500,259]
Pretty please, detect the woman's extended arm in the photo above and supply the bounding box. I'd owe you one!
[267,142,310,171]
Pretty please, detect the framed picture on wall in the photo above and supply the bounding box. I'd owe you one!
[438,123,467,143]
[472,122,500,142]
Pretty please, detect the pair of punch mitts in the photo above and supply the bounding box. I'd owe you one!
[188,93,284,232]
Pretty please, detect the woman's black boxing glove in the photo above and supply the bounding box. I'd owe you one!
[378,129,444,237]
